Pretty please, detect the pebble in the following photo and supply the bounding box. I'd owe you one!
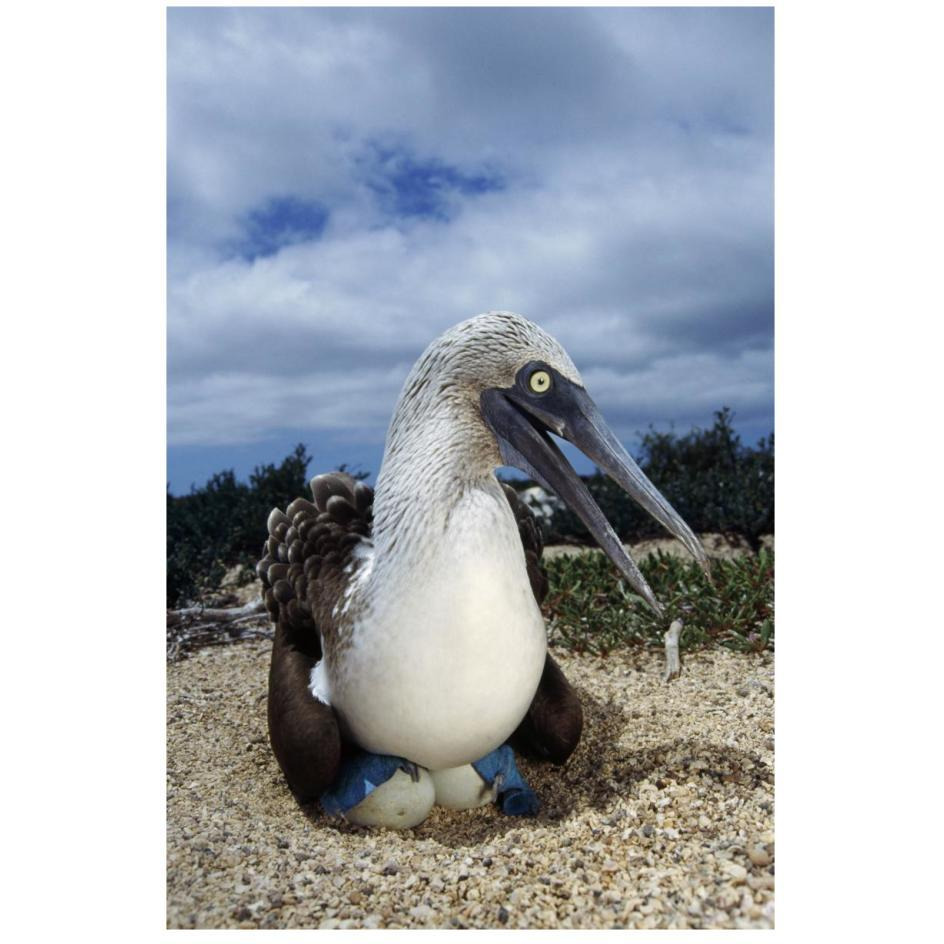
[748,846,771,867]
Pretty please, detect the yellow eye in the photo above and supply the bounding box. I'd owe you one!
[528,369,551,394]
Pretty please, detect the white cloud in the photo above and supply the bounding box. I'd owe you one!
[167,7,773,467]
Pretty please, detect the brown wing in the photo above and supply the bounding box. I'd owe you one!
[258,472,373,654]
[258,472,373,803]
[503,484,584,765]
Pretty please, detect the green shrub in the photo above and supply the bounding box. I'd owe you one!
[543,548,774,654]
[167,444,316,606]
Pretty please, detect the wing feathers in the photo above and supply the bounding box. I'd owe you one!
[259,472,374,642]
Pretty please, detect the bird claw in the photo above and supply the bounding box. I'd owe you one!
[663,619,683,683]
[490,772,505,803]
[399,760,421,783]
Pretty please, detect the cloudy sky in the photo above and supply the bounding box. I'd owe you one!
[167,6,773,494]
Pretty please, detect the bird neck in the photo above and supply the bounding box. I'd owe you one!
[371,394,502,565]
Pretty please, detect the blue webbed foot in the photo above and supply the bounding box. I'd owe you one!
[320,750,414,815]
[320,746,538,825]
[321,750,435,828]
[472,744,540,817]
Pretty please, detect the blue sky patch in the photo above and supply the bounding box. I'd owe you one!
[234,196,329,260]
[364,145,504,221]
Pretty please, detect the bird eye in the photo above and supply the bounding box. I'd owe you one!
[528,369,552,394]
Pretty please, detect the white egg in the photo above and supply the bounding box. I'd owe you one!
[430,765,496,810]
[344,767,435,829]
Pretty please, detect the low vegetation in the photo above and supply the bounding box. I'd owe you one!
[543,549,774,655]
[168,445,326,607]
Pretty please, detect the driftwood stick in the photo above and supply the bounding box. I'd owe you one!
[663,619,684,683]
[183,613,269,635]
[167,599,265,627]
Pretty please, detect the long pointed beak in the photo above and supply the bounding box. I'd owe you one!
[481,373,709,615]
[561,386,710,575]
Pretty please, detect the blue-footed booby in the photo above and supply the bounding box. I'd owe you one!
[260,311,708,828]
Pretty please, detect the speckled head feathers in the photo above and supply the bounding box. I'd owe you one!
[381,312,584,479]
[375,311,584,526]
[411,311,583,394]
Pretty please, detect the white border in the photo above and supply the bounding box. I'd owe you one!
[5,1,942,940]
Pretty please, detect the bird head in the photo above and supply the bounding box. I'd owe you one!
[454,311,709,615]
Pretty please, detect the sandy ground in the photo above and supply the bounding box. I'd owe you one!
[167,640,774,929]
